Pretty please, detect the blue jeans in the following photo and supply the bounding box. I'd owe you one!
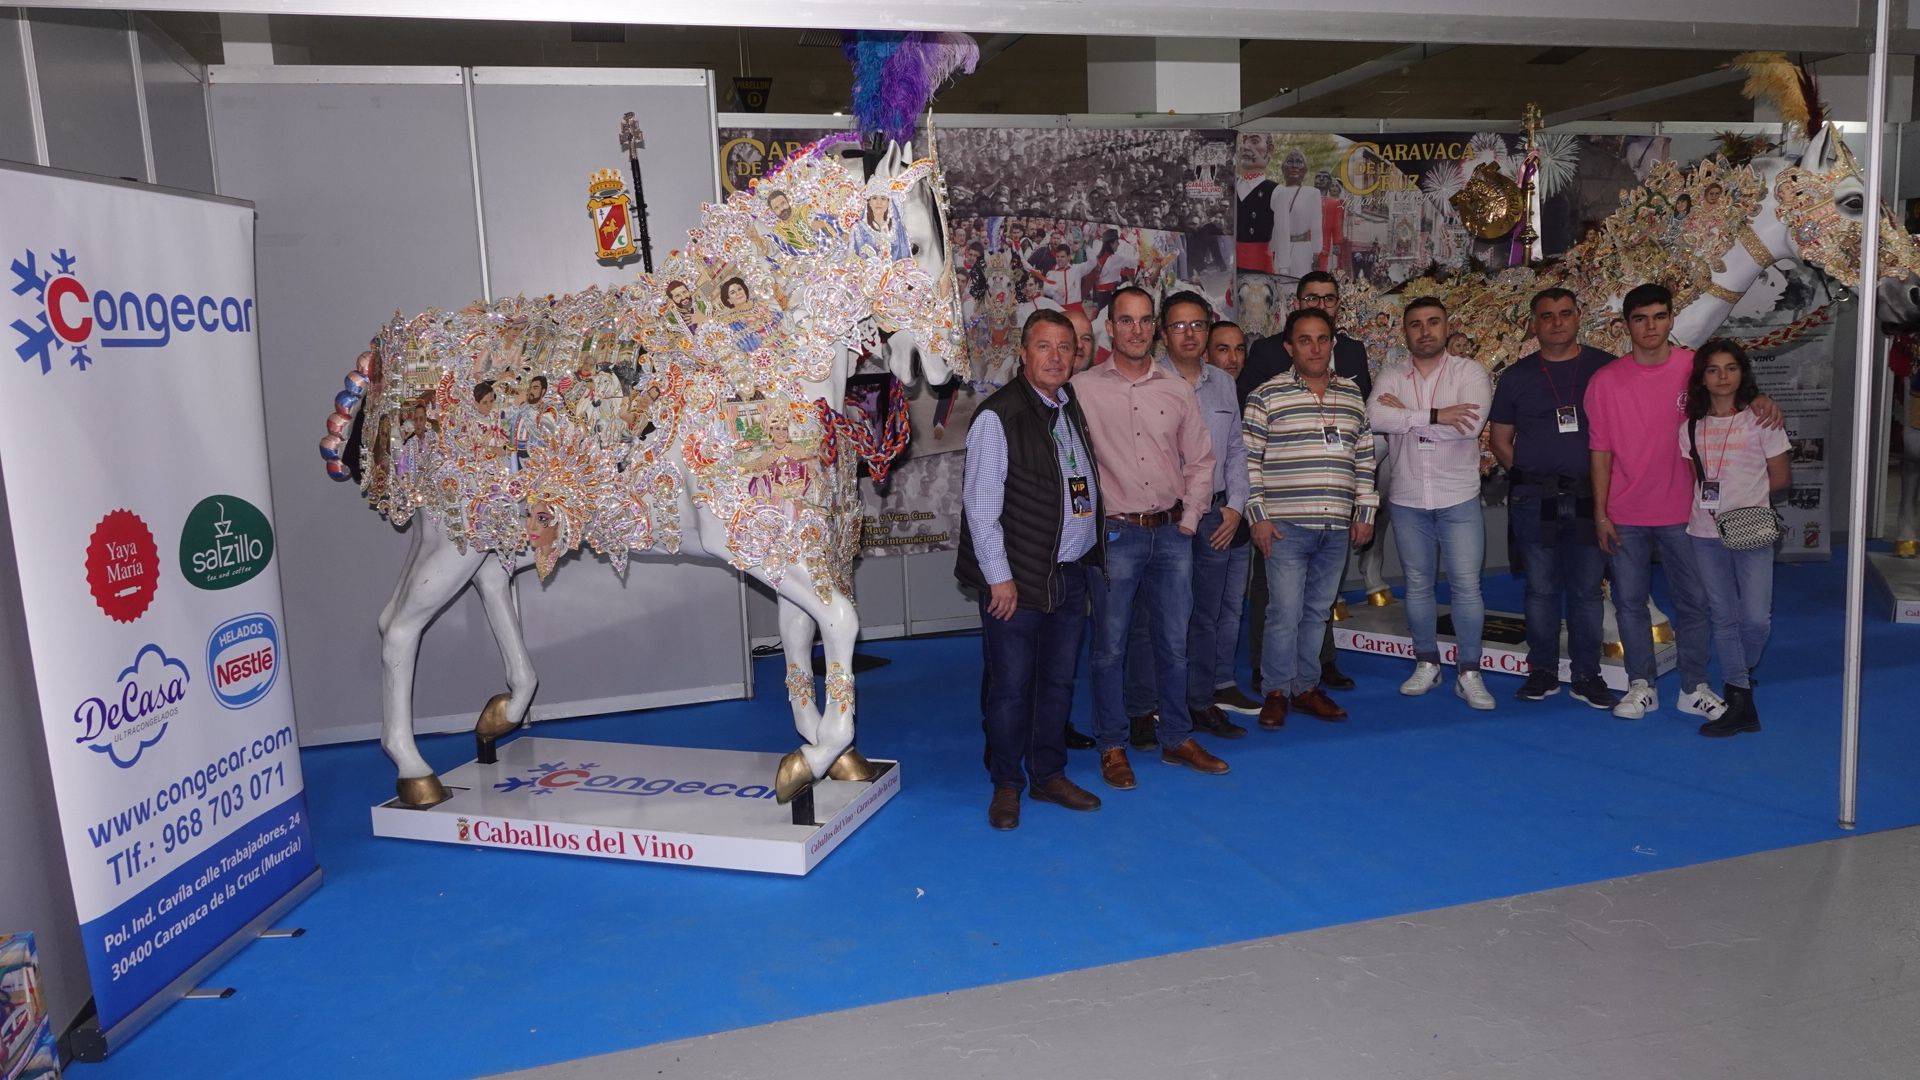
[1189,512,1251,703]
[1689,536,1775,688]
[1123,507,1247,715]
[1388,497,1487,667]
[1609,523,1711,689]
[1092,520,1195,751]
[1511,489,1607,680]
[979,563,1089,789]
[1261,525,1349,696]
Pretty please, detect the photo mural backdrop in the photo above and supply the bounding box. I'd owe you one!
[716,124,1837,563]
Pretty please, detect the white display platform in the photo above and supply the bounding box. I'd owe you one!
[1332,600,1674,691]
[1867,552,1920,624]
[369,737,900,875]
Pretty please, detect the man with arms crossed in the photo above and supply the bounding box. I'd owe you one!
[1072,287,1227,789]
[1368,297,1496,709]
[1488,288,1618,709]
[1244,307,1377,728]
[956,310,1106,830]
[1586,283,1777,720]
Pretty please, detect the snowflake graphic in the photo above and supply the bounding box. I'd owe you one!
[494,775,539,792]
[529,761,568,774]
[10,247,90,374]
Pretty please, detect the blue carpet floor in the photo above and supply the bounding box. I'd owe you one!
[69,549,1920,1079]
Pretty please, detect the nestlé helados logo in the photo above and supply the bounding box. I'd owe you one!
[74,643,190,768]
[178,495,274,591]
[206,612,278,710]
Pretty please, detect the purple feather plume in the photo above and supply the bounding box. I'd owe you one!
[841,31,978,146]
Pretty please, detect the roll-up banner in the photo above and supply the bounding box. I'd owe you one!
[0,162,319,1056]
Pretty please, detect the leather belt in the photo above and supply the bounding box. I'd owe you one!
[1108,501,1182,528]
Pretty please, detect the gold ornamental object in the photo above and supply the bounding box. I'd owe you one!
[1651,620,1677,645]
[1894,539,1918,558]
[1450,161,1525,240]
[1330,598,1351,622]
[1366,588,1395,607]
[395,774,451,809]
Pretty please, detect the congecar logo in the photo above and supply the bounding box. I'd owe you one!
[206,612,278,710]
[495,759,782,801]
[9,247,254,374]
[73,643,190,768]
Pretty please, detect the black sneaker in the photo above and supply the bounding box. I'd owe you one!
[1569,675,1618,711]
[1516,670,1560,701]
[1190,705,1248,740]
[1128,713,1158,750]
[1212,686,1263,715]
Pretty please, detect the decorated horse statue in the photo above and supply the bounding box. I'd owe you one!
[1334,120,1920,640]
[319,135,960,809]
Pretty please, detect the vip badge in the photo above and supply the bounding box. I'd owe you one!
[588,169,637,262]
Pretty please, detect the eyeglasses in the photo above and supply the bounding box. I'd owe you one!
[1112,316,1154,329]
[1298,292,1339,306]
[1165,320,1208,334]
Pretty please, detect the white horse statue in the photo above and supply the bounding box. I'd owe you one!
[320,139,958,809]
[1341,123,1920,645]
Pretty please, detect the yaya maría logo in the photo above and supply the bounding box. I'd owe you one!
[9,246,254,374]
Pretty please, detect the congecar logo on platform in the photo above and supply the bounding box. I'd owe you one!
[74,643,190,768]
[206,612,278,710]
[496,759,782,800]
[9,247,254,374]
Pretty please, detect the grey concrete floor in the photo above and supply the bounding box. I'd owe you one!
[496,826,1920,1080]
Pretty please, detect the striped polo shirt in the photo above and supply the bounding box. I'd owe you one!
[1242,369,1378,529]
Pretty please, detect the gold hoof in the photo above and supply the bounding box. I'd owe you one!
[1366,588,1395,607]
[395,775,450,808]
[1601,641,1625,659]
[1330,598,1351,622]
[1896,539,1919,558]
[826,747,879,782]
[774,749,814,804]
[1651,620,1676,645]
[474,692,517,763]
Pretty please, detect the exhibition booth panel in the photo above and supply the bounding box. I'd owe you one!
[208,66,754,749]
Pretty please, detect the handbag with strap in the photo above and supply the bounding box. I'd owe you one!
[1687,417,1782,551]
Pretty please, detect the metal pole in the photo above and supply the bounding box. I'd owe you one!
[1841,0,1894,829]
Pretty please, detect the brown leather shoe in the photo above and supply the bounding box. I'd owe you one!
[988,787,1020,830]
[1029,775,1102,812]
[1291,687,1348,722]
[1128,713,1158,750]
[1160,737,1229,774]
[1258,690,1289,730]
[1099,747,1136,790]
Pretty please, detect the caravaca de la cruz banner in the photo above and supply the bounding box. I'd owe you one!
[0,164,318,1039]
[719,126,1835,561]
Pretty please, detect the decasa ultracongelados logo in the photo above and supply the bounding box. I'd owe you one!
[9,246,254,374]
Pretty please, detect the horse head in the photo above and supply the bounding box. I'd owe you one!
[843,139,958,390]
[1764,124,1920,333]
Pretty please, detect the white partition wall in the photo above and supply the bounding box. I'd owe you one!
[209,66,750,748]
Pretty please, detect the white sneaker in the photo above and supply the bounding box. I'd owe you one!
[1677,684,1729,720]
[1613,679,1658,719]
[1400,661,1444,696]
[1454,670,1496,710]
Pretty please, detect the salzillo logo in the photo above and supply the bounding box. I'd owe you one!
[74,643,190,768]
[207,612,279,710]
[179,495,274,590]
[9,247,254,374]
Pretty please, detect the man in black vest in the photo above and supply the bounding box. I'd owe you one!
[957,310,1106,831]
[1237,271,1373,697]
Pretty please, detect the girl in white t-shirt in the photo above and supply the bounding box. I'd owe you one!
[1680,339,1790,737]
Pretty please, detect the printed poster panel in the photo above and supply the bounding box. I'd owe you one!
[0,165,317,1034]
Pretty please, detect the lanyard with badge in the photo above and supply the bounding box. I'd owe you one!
[1052,408,1093,517]
[1697,417,1733,508]
[1541,357,1580,434]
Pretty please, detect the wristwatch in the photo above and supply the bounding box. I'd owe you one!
[1429,407,1439,425]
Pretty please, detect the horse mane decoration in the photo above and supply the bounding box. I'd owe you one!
[320,36,974,810]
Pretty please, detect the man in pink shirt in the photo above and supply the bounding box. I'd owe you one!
[1586,283,1779,721]
[1072,286,1225,789]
